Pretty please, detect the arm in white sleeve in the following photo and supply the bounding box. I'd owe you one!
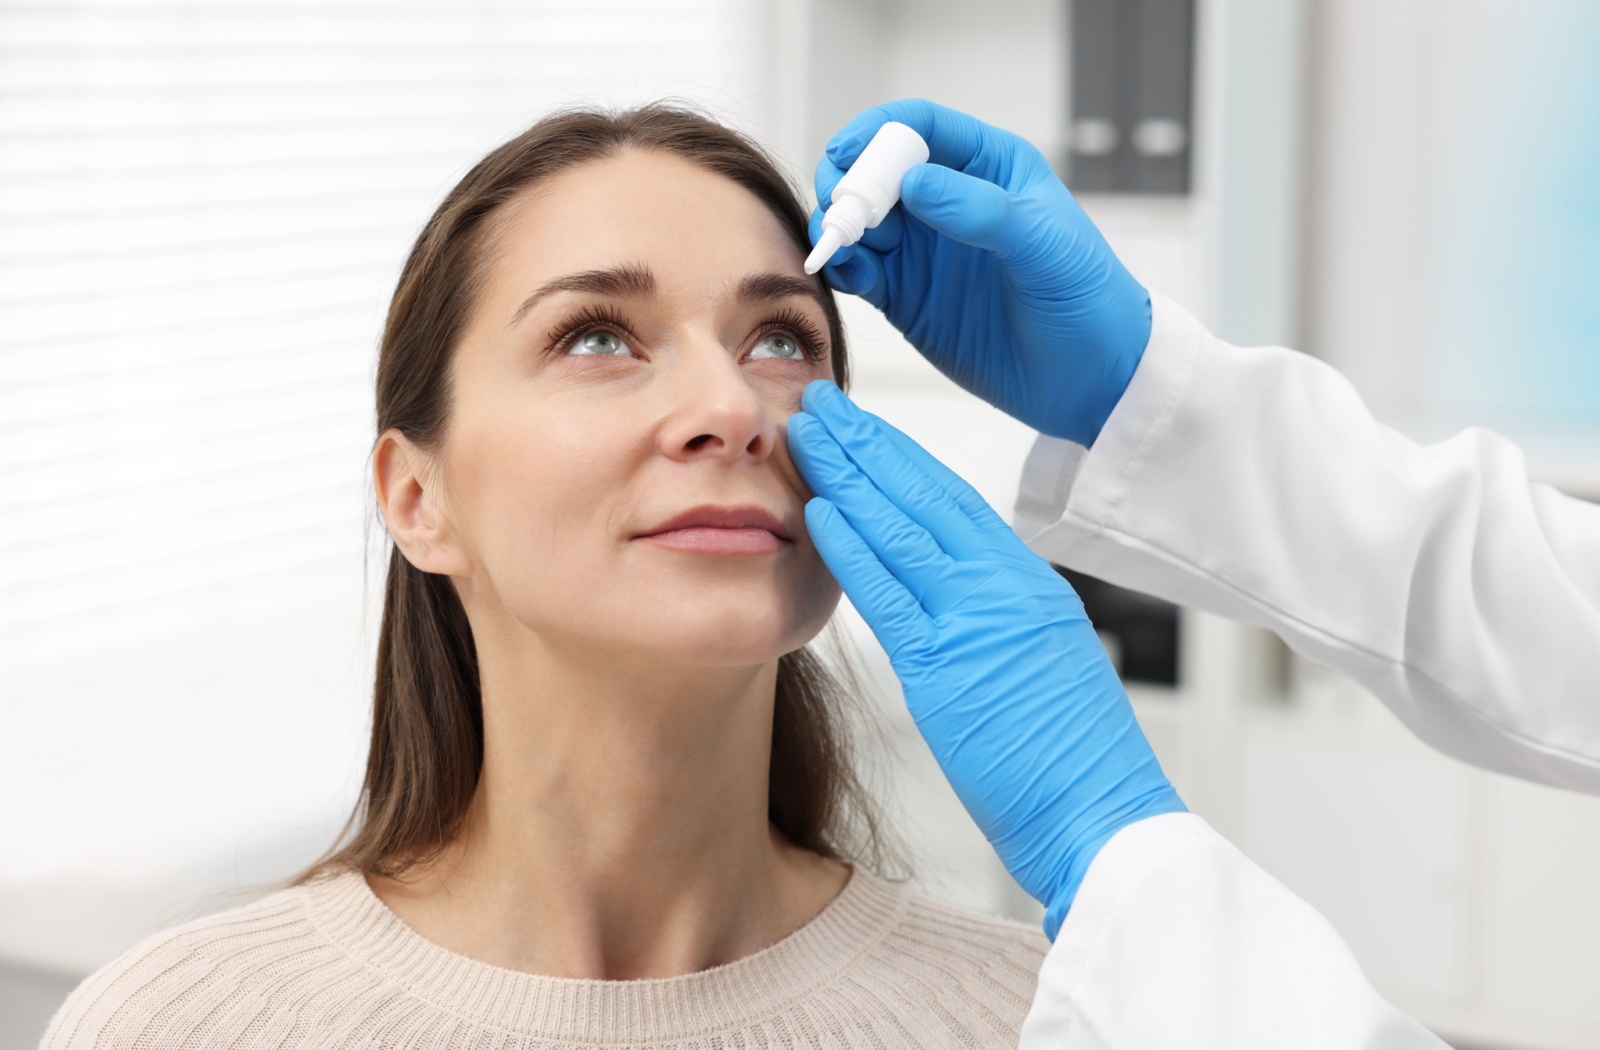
[1020,814,1444,1050]
[1015,294,1600,793]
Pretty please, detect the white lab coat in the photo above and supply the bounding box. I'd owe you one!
[1011,293,1600,1049]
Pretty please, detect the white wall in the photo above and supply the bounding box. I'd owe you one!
[1304,0,1600,436]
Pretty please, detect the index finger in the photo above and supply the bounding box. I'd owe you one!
[799,381,1009,556]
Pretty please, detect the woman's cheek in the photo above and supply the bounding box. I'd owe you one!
[743,361,817,413]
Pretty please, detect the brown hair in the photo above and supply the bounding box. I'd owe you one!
[296,104,888,885]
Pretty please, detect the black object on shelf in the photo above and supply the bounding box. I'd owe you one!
[1065,0,1195,195]
[1054,564,1181,686]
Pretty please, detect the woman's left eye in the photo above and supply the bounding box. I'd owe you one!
[747,332,806,361]
[568,329,632,357]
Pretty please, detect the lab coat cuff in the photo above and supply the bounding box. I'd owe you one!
[1019,811,1437,1049]
[1021,812,1213,1044]
[1014,293,1204,566]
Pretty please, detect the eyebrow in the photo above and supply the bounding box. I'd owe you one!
[508,263,830,327]
[734,271,831,316]
[509,262,656,325]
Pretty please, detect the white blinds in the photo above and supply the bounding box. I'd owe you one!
[0,0,767,665]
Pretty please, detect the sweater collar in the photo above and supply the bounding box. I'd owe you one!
[299,865,908,1042]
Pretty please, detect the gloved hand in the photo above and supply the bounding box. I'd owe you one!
[813,98,1150,448]
[789,381,1185,937]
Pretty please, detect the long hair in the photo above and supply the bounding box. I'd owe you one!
[295,105,890,884]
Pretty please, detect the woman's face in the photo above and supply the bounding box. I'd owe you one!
[432,149,840,668]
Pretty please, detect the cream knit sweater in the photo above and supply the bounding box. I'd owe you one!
[42,868,1048,1048]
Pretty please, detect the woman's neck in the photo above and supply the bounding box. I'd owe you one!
[367,634,848,980]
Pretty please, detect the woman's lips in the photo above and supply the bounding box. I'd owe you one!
[637,526,789,554]
[634,504,793,555]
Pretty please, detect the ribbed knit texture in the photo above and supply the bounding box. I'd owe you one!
[41,869,1047,1048]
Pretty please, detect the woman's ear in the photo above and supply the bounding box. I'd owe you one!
[374,429,471,576]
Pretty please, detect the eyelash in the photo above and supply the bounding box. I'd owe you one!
[543,305,829,362]
[545,304,635,357]
[753,308,828,362]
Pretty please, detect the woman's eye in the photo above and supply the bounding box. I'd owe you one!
[568,329,631,356]
[748,332,805,361]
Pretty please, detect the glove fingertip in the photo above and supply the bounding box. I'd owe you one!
[787,410,834,484]
[804,495,852,553]
[825,133,864,165]
[785,408,816,442]
[800,378,843,416]
[804,494,835,523]
[822,246,877,299]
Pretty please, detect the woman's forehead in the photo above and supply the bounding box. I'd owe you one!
[487,150,804,302]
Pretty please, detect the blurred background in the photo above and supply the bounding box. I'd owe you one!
[3,1,1599,1047]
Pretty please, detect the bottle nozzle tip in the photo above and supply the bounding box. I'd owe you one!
[803,244,828,275]
[805,227,844,275]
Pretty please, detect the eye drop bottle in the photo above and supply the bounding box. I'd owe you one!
[804,121,930,274]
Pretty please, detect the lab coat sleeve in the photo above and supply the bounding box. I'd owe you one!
[1018,813,1444,1049]
[1014,294,1600,794]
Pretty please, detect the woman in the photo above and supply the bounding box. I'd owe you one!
[44,105,1047,1049]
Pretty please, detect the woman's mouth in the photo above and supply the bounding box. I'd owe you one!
[634,504,794,555]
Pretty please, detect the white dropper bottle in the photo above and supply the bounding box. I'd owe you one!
[804,121,930,275]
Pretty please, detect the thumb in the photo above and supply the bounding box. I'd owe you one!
[899,163,1018,255]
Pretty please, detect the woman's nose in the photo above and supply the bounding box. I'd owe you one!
[657,341,777,464]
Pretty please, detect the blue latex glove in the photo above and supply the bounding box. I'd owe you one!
[813,98,1150,448]
[789,381,1185,937]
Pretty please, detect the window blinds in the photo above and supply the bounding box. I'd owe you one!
[1,0,766,665]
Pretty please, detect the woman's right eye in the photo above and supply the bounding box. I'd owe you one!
[568,329,632,357]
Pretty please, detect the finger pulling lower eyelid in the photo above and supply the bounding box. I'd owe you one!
[790,415,846,466]
[813,397,876,448]
[794,429,862,492]
[822,415,920,491]
[802,379,853,417]
[786,415,835,470]
[786,411,824,444]
[804,422,878,484]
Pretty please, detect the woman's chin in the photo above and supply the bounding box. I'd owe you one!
[630,622,823,668]
[575,604,836,669]
[500,577,841,668]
